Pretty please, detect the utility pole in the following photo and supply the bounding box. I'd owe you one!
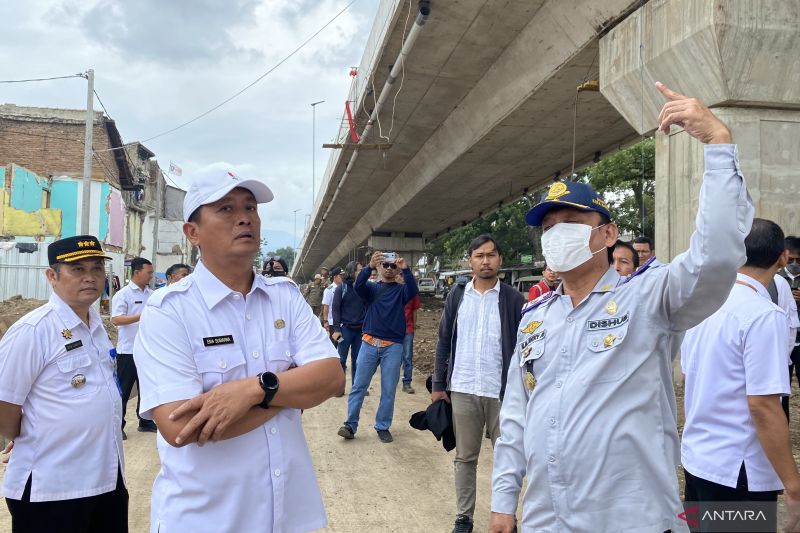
[81,69,94,234]
[293,208,300,268]
[153,169,163,280]
[310,100,324,210]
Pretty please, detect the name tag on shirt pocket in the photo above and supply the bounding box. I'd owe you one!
[581,322,629,385]
[519,335,545,366]
[268,341,293,373]
[193,348,247,392]
[56,352,98,397]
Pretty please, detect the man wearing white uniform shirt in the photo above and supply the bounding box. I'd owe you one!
[490,83,754,533]
[0,235,127,533]
[134,170,344,532]
[681,219,800,532]
[111,256,155,437]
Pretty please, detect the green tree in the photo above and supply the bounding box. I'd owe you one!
[578,138,655,238]
[254,238,269,271]
[266,246,296,269]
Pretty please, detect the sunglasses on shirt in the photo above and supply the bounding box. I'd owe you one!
[381,263,398,270]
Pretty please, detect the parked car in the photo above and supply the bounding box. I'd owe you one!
[514,275,543,297]
[417,278,435,295]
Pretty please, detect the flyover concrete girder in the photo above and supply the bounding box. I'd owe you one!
[296,0,642,279]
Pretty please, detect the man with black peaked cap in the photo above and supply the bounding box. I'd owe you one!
[489,83,755,532]
[0,236,127,533]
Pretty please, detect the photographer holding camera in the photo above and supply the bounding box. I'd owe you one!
[337,251,418,443]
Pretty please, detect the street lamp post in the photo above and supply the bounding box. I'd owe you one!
[310,100,325,211]
[293,208,300,267]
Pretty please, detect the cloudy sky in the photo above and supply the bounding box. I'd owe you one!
[0,0,380,251]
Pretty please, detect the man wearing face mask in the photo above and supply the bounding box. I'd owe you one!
[489,82,755,533]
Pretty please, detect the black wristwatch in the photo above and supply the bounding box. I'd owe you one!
[257,371,280,409]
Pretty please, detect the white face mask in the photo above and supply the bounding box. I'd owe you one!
[541,222,607,273]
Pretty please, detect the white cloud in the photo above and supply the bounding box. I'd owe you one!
[0,0,379,245]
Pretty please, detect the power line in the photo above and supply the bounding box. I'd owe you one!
[0,73,84,84]
[135,0,358,145]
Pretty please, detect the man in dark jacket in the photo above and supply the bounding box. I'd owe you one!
[332,261,366,388]
[432,234,524,533]
[338,251,418,443]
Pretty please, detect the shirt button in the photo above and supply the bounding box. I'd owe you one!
[285,350,291,357]
[246,313,252,320]
[270,427,277,435]
[233,294,241,300]
[274,468,281,477]
[592,340,599,347]
[560,347,567,353]
[219,360,227,369]
[252,351,260,358]
[547,455,556,463]
[555,380,563,388]
[566,317,573,323]
[549,417,556,426]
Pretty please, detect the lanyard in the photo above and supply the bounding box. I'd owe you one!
[109,348,123,396]
[734,280,759,293]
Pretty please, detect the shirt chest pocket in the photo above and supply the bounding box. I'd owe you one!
[193,348,248,392]
[267,340,294,373]
[581,322,629,385]
[56,351,99,398]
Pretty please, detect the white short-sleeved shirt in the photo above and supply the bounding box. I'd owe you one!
[775,274,800,352]
[134,261,338,533]
[322,282,338,325]
[111,281,153,353]
[0,293,124,502]
[451,279,503,398]
[681,273,790,491]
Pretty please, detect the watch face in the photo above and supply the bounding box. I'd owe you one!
[262,372,279,390]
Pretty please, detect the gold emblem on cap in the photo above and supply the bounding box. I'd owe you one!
[274,319,286,330]
[522,321,542,334]
[61,328,73,339]
[524,371,536,391]
[71,374,86,388]
[605,300,618,315]
[545,182,569,201]
[603,334,617,348]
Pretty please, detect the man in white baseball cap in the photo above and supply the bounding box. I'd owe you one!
[134,170,344,532]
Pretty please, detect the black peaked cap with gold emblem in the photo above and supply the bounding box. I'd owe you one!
[48,235,113,265]
[525,181,612,227]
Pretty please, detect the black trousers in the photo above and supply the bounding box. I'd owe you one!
[6,467,128,533]
[117,353,151,429]
[684,464,778,532]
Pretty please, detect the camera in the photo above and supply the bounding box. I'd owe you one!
[382,251,396,263]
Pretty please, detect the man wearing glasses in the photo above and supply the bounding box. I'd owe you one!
[337,251,418,443]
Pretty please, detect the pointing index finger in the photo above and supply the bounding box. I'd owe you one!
[655,81,687,102]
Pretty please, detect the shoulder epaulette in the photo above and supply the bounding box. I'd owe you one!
[623,256,658,285]
[522,291,556,315]
[147,277,193,307]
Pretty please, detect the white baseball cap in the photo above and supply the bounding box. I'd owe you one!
[183,170,274,222]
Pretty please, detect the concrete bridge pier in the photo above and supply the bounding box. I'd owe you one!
[366,234,427,276]
[601,0,800,258]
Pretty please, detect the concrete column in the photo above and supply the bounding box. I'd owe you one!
[367,234,426,274]
[600,0,800,259]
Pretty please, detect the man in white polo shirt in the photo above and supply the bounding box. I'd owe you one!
[134,170,344,532]
[111,256,155,438]
[682,218,800,531]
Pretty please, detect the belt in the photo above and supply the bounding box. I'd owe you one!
[362,334,393,347]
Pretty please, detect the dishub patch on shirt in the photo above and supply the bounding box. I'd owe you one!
[586,313,629,331]
[203,335,234,347]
